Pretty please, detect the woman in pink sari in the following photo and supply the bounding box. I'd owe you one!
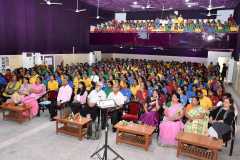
[159,93,184,146]
[22,77,46,117]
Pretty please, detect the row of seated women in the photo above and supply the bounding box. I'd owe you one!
[158,92,235,146]
[93,15,239,33]
[0,74,46,117]
[0,59,236,146]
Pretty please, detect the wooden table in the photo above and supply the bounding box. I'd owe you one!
[114,122,155,151]
[0,103,31,123]
[56,116,92,140]
[176,132,223,160]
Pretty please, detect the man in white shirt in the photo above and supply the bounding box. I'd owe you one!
[108,83,126,132]
[83,82,106,121]
[49,79,72,121]
[108,87,125,107]
[57,79,73,104]
[87,82,106,107]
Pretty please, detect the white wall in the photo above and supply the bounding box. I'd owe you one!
[54,53,89,66]
[0,55,22,71]
[0,53,92,71]
[111,53,207,64]
[0,52,234,71]
[233,61,240,96]
[207,51,232,65]
[217,9,234,23]
[226,58,236,83]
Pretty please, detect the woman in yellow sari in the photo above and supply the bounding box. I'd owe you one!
[3,74,21,98]
[184,97,209,135]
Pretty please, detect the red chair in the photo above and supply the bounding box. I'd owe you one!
[121,102,142,122]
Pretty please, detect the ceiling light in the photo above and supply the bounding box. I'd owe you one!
[142,6,146,10]
[187,4,192,8]
[133,1,138,5]
[207,35,215,41]
[96,16,100,19]
[185,0,190,2]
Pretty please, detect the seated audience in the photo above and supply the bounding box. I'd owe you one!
[90,71,100,84]
[159,93,184,146]
[29,70,39,84]
[108,83,126,132]
[208,89,220,107]
[8,77,31,104]
[92,15,239,33]
[0,73,7,91]
[208,97,235,142]
[21,77,46,117]
[103,80,113,97]
[184,97,208,135]
[47,75,59,91]
[4,68,13,82]
[84,82,106,121]
[73,71,81,94]
[70,82,88,114]
[140,89,161,127]
[177,87,188,107]
[120,82,132,103]
[135,82,148,105]
[49,78,72,120]
[0,57,233,139]
[2,74,21,99]
[198,90,213,111]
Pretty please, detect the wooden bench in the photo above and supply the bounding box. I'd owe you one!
[0,103,31,123]
[176,132,223,160]
[114,122,155,151]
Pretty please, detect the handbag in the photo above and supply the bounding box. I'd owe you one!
[212,122,231,139]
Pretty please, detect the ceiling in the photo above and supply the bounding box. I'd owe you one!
[79,0,239,12]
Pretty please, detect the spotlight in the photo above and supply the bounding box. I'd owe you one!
[207,35,214,41]
[185,0,190,2]
[133,1,138,5]
[47,1,51,5]
[187,4,192,8]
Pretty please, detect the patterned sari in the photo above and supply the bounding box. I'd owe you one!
[184,106,209,135]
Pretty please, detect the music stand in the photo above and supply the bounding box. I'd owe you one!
[90,99,125,160]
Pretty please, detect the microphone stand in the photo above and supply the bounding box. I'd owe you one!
[90,107,125,160]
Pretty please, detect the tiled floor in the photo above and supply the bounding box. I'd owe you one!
[0,85,239,160]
